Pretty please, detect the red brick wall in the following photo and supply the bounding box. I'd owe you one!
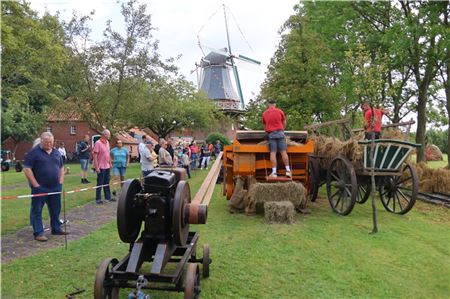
[2,121,99,161]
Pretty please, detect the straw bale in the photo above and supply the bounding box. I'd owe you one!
[382,129,408,140]
[411,163,450,194]
[246,181,307,212]
[264,201,295,224]
[425,145,443,161]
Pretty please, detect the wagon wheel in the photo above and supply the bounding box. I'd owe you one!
[117,179,143,243]
[378,163,418,214]
[356,179,371,204]
[94,258,120,299]
[184,263,200,299]
[308,158,320,202]
[202,244,211,278]
[326,156,357,215]
[173,180,191,246]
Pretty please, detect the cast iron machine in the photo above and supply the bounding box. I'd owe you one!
[94,169,211,299]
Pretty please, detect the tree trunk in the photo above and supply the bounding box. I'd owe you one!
[415,88,427,163]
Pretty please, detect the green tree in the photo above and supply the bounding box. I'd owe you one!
[1,1,67,150]
[130,76,220,138]
[63,0,176,132]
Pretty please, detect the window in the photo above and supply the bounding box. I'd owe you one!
[46,126,52,132]
[70,125,76,135]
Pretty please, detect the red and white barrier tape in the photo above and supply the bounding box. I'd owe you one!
[0,180,129,200]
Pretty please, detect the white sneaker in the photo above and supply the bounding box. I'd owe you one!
[286,171,292,178]
[269,172,277,178]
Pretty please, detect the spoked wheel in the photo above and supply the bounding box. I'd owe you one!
[326,156,357,215]
[308,158,320,202]
[184,263,200,299]
[356,179,371,204]
[379,163,418,214]
[173,180,191,246]
[94,258,120,299]
[117,179,143,243]
[202,244,210,278]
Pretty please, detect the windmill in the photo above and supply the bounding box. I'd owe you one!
[196,5,261,113]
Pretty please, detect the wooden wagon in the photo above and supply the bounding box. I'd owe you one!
[309,139,421,216]
[222,130,315,200]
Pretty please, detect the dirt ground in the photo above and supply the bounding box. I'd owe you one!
[1,200,118,264]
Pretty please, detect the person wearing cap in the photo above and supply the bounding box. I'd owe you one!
[140,140,156,177]
[262,99,291,178]
[110,140,129,196]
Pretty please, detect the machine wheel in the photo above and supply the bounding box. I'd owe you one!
[94,258,119,299]
[326,156,357,216]
[117,179,143,243]
[1,162,10,172]
[356,179,371,204]
[379,163,418,214]
[184,263,200,299]
[173,180,191,246]
[202,244,210,278]
[308,158,320,202]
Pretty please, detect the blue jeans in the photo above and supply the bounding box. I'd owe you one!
[191,153,198,169]
[80,159,89,171]
[96,169,111,202]
[30,185,62,236]
[113,166,126,177]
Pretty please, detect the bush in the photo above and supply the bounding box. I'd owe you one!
[206,132,231,146]
[427,128,448,154]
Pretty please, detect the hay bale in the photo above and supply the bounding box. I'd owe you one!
[382,129,408,140]
[425,145,443,161]
[246,181,307,212]
[410,163,450,194]
[264,201,295,224]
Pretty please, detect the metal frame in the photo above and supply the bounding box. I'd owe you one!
[107,232,203,292]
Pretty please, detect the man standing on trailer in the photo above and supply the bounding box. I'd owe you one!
[361,102,388,140]
[262,99,291,178]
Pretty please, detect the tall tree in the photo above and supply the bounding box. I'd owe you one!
[1,1,68,154]
[130,76,220,138]
[63,0,176,132]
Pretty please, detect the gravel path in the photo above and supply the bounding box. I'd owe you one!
[1,200,118,264]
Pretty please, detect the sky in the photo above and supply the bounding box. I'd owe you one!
[29,0,300,105]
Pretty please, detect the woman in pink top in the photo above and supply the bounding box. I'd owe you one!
[93,129,113,204]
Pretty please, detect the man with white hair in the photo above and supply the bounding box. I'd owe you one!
[93,129,113,204]
[23,132,67,242]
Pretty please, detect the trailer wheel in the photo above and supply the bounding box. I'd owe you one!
[184,263,200,299]
[326,156,357,215]
[356,179,371,204]
[94,258,119,299]
[379,162,418,214]
[202,244,210,278]
[308,158,319,202]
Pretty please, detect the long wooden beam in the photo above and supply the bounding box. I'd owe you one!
[352,120,415,132]
[192,152,223,205]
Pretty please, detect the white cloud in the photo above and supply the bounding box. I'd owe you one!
[29,0,298,104]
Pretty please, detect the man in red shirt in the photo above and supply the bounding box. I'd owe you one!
[93,129,113,204]
[262,100,291,178]
[361,103,388,140]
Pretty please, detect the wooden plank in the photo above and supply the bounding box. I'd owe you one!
[235,130,308,142]
[192,152,223,205]
[352,120,416,132]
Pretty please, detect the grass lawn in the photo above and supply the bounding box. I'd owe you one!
[1,164,449,298]
[1,162,144,235]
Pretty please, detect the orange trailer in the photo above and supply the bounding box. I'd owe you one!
[222,130,314,200]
